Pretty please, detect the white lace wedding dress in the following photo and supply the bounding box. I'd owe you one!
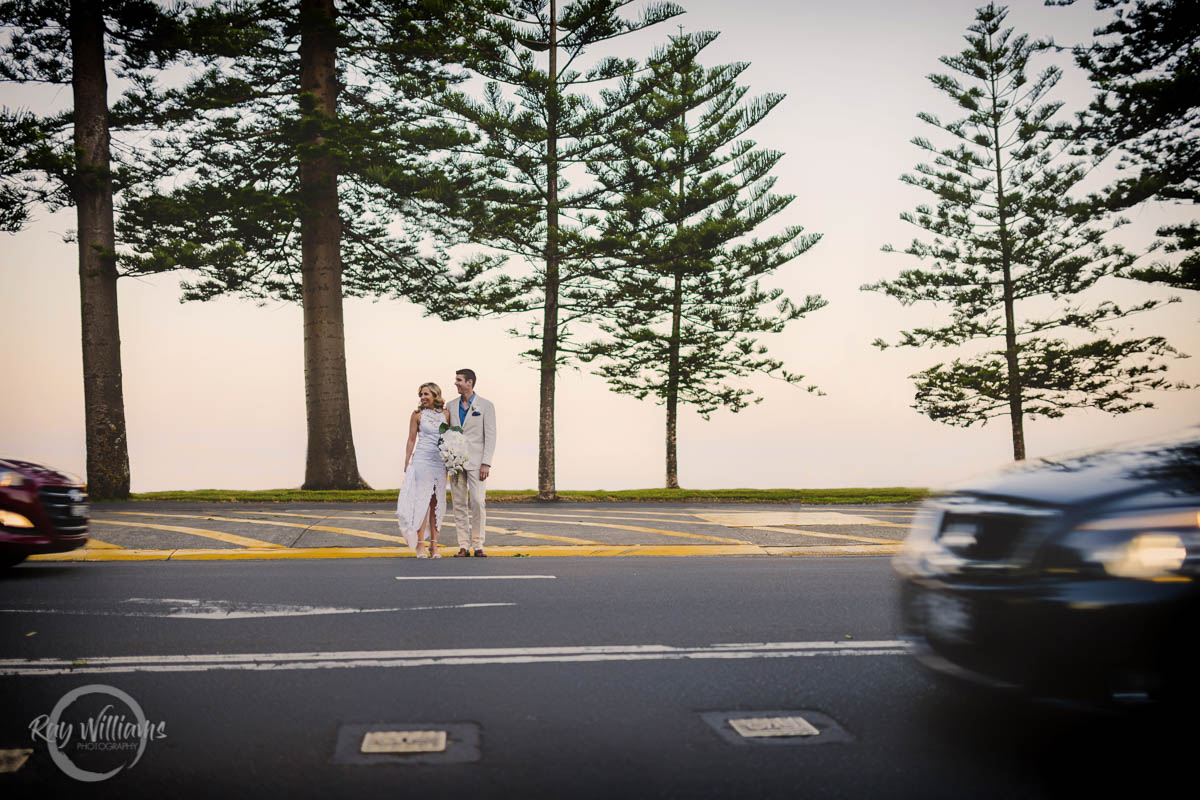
[395,408,447,550]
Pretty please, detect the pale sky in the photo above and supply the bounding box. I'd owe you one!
[2,0,1197,492]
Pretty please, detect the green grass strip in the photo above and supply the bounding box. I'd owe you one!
[123,487,929,504]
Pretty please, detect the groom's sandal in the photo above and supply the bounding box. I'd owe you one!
[473,549,487,558]
[454,548,470,558]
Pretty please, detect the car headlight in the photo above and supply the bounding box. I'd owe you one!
[0,470,26,488]
[59,471,84,486]
[0,510,35,528]
[893,506,947,577]
[1048,508,1200,580]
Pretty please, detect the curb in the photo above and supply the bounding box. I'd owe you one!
[28,543,903,562]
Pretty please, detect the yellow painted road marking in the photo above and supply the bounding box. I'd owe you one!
[698,511,909,528]
[108,511,602,548]
[484,526,600,545]
[488,511,734,527]
[490,509,704,519]
[484,512,750,544]
[226,511,601,545]
[231,511,399,523]
[343,507,910,532]
[109,511,406,545]
[749,526,900,545]
[82,538,122,549]
[227,512,600,543]
[90,519,284,549]
[764,544,902,556]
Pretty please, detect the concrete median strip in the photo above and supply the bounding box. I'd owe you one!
[28,543,900,562]
[697,511,908,528]
[485,512,752,544]
[34,505,908,562]
[748,526,900,545]
[89,518,285,549]
[108,511,409,545]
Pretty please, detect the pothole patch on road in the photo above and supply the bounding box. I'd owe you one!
[332,723,481,765]
[699,710,853,746]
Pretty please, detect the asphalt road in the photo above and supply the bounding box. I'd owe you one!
[0,557,1186,798]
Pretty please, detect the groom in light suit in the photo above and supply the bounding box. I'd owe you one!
[450,368,496,557]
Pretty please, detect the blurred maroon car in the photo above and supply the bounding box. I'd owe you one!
[0,458,88,567]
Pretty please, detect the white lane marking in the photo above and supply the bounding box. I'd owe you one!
[394,575,556,581]
[0,599,514,620]
[0,640,911,677]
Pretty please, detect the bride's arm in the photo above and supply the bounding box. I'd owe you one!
[403,410,420,471]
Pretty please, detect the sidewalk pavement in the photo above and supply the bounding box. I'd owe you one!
[31,501,919,562]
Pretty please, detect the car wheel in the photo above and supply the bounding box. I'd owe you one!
[1156,604,1200,713]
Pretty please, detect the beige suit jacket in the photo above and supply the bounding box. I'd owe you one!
[453,393,496,470]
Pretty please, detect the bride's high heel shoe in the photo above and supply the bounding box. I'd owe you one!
[429,540,441,559]
[415,541,429,559]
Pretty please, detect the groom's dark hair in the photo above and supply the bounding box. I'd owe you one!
[456,368,477,387]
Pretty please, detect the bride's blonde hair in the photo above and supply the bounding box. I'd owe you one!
[416,382,445,411]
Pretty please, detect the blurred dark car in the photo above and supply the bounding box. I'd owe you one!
[0,458,89,567]
[894,429,1200,710]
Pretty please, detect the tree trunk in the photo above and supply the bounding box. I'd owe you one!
[537,1,559,502]
[71,0,130,499]
[298,0,366,489]
[665,113,685,490]
[989,54,1026,461]
[999,259,1025,461]
[665,269,683,489]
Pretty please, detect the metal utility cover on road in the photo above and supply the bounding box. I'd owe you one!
[728,716,820,738]
[700,710,854,747]
[361,731,447,754]
[0,749,33,774]
[333,723,481,765]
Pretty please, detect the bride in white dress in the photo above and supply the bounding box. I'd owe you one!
[396,383,451,558]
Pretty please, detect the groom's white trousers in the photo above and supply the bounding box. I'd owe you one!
[449,467,486,549]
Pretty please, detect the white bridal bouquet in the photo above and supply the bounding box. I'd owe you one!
[438,423,468,475]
